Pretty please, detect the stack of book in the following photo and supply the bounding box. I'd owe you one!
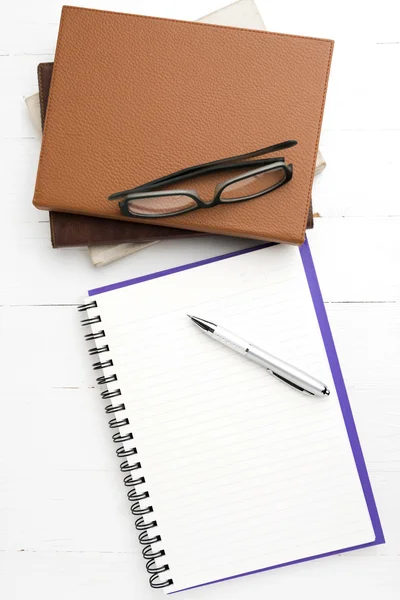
[31,0,331,264]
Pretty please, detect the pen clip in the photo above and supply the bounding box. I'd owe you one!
[268,370,314,396]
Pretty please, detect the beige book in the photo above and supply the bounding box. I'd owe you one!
[88,241,158,267]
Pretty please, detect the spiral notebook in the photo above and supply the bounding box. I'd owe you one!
[78,242,384,593]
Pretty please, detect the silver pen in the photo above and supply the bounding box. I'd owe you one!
[188,315,330,397]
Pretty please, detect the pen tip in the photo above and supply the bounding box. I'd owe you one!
[187,314,194,320]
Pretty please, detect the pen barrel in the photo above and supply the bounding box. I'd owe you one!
[246,345,328,397]
[213,327,248,355]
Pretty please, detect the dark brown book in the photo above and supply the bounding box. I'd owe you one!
[38,63,205,247]
[38,60,313,248]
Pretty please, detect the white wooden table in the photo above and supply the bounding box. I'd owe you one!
[1,1,399,598]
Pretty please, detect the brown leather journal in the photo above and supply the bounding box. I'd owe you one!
[33,6,333,244]
[38,63,203,247]
[38,61,314,248]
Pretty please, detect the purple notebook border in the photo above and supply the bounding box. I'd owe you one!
[88,239,384,594]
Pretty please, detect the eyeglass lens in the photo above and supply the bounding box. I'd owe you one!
[127,194,197,216]
[220,166,286,202]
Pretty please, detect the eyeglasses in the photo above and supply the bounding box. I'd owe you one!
[108,140,297,219]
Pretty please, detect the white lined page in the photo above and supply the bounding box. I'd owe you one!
[86,245,374,593]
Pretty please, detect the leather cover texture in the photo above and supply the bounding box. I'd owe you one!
[38,63,203,247]
[38,62,313,247]
[33,6,333,244]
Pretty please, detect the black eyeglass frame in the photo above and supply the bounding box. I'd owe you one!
[108,140,297,219]
[119,162,292,218]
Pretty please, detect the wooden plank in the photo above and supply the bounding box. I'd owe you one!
[0,552,399,600]
[0,218,398,304]
[308,219,400,302]
[315,130,400,217]
[256,0,400,42]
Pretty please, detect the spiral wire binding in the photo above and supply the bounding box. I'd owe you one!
[78,300,173,589]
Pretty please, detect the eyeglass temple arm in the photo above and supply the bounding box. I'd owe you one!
[108,159,280,199]
[108,139,297,200]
